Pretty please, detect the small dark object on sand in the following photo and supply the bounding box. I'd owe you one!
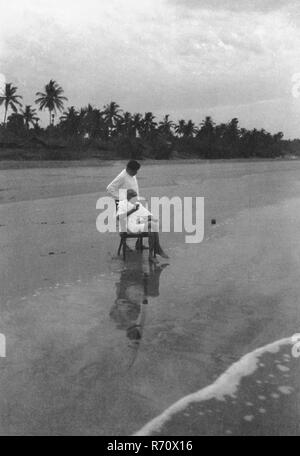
[49,252,55,255]
[211,219,216,225]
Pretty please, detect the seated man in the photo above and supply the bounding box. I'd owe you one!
[117,189,169,263]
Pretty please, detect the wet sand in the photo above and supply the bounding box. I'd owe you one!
[0,160,300,435]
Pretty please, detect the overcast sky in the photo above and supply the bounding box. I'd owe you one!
[1,0,300,138]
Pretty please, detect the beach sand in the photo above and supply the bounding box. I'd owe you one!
[0,159,300,435]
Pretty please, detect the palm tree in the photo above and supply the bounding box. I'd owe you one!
[81,105,105,139]
[273,131,283,142]
[198,116,215,135]
[198,116,216,158]
[20,105,39,130]
[132,113,143,138]
[158,115,175,136]
[176,119,197,138]
[35,80,68,126]
[0,83,23,126]
[215,123,227,141]
[60,106,78,121]
[141,112,157,137]
[118,111,133,136]
[78,104,93,136]
[103,101,122,137]
[175,119,186,137]
[184,120,197,137]
[223,118,240,156]
[59,106,80,136]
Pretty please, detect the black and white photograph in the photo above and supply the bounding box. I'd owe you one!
[0,0,300,439]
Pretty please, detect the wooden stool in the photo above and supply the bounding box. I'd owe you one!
[118,232,150,260]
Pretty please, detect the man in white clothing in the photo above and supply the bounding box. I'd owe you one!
[107,160,140,204]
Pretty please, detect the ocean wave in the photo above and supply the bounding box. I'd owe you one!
[134,336,294,436]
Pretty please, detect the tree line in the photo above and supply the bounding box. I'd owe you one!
[0,79,294,160]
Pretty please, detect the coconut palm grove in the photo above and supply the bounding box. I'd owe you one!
[0,79,299,160]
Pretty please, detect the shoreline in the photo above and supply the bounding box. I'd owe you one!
[0,156,298,170]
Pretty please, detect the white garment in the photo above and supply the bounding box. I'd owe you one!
[117,200,152,233]
[107,169,139,201]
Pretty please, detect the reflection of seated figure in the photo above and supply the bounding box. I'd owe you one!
[110,261,168,344]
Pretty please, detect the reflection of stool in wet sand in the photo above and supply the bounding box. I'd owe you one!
[117,232,150,261]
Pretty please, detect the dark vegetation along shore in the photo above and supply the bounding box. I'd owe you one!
[1,79,300,161]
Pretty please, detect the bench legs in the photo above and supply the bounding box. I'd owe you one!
[118,235,145,261]
[117,237,126,260]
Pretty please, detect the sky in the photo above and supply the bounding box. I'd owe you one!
[1,0,300,138]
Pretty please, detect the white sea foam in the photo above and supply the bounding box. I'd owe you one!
[277,364,290,372]
[134,337,293,436]
[278,386,294,395]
